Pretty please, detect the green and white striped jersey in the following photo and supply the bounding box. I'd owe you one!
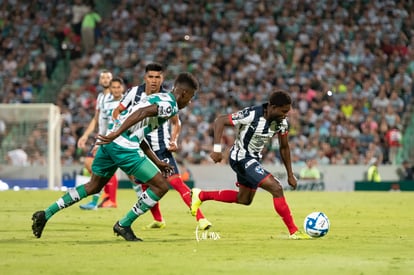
[112,92,178,149]
[96,92,112,136]
[102,94,123,134]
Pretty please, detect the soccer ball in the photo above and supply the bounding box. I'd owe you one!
[304,212,330,238]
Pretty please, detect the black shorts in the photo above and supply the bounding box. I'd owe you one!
[229,157,271,190]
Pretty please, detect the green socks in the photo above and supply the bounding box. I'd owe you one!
[45,185,88,220]
[119,189,160,226]
[43,185,161,229]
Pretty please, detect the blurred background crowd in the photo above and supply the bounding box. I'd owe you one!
[1,0,413,168]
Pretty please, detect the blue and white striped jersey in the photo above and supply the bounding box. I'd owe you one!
[118,84,172,152]
[229,104,289,161]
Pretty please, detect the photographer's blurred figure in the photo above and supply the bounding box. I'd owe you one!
[396,160,414,181]
[366,157,381,182]
[299,158,321,181]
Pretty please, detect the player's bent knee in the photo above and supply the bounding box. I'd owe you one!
[84,182,102,195]
[146,176,170,197]
[261,181,283,196]
[274,183,283,193]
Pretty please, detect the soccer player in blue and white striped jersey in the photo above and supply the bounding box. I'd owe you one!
[190,90,311,239]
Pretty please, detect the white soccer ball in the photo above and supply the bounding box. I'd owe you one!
[304,212,330,238]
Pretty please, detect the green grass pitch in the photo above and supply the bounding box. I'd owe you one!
[0,189,413,274]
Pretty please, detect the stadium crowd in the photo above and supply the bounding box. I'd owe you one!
[1,0,414,167]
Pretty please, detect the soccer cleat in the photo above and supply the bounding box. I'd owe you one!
[198,218,212,230]
[190,188,202,216]
[99,199,117,208]
[113,221,142,242]
[79,201,97,210]
[289,230,312,240]
[32,211,47,238]
[144,220,166,229]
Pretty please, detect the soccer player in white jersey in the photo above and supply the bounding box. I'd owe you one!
[32,72,198,241]
[190,90,311,240]
[80,77,125,208]
[77,70,119,210]
[112,62,211,230]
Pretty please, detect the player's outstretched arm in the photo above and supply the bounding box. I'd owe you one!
[77,111,99,149]
[278,134,297,190]
[210,114,233,163]
[97,104,158,144]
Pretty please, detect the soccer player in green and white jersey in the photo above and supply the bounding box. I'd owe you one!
[31,72,198,241]
[113,62,211,230]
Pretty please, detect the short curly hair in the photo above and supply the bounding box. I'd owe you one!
[269,90,292,107]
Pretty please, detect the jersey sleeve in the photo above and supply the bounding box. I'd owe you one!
[229,107,253,126]
[144,93,178,119]
[156,101,176,118]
